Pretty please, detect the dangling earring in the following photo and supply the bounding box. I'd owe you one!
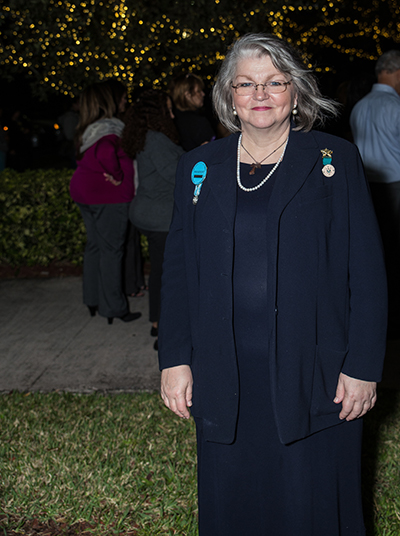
[292,104,298,116]
[233,106,238,116]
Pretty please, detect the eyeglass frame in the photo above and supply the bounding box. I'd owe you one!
[231,80,293,95]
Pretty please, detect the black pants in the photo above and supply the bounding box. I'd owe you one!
[139,230,168,323]
[78,202,129,318]
[123,222,145,295]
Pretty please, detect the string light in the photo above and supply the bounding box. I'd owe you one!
[0,0,399,98]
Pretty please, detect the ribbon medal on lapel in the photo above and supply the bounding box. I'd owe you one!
[191,161,207,205]
[321,148,335,177]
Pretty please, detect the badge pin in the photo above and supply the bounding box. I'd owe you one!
[320,148,335,177]
[191,161,207,205]
[322,164,335,177]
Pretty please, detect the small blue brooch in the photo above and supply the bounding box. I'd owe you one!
[191,161,207,205]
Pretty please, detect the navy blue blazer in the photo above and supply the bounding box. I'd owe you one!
[158,128,387,445]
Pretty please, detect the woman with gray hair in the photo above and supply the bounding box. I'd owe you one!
[159,33,387,535]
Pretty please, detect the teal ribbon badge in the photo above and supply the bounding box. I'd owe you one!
[321,148,335,177]
[191,161,207,205]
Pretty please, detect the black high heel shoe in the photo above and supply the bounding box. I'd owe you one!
[108,312,141,325]
[150,326,158,337]
[88,305,98,317]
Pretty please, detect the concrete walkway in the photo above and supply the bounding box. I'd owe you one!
[0,277,160,393]
[0,276,399,394]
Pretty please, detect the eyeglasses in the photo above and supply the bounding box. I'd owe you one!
[231,80,292,96]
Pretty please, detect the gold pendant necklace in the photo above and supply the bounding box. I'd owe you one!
[237,133,289,192]
[241,138,288,175]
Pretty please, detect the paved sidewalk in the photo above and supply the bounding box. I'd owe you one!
[0,276,399,394]
[0,277,160,393]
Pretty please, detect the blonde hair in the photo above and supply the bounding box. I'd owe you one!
[170,73,205,111]
[75,82,118,158]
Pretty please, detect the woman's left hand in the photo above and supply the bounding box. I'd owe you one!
[334,372,377,421]
[104,172,122,186]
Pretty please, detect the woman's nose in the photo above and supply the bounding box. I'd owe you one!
[254,86,269,100]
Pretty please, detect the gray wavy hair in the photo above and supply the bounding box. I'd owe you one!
[213,33,339,133]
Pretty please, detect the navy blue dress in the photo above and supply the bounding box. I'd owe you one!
[196,164,365,536]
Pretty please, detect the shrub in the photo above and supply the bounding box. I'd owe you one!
[0,168,86,266]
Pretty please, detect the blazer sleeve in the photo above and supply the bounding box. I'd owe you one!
[158,155,193,370]
[341,148,387,381]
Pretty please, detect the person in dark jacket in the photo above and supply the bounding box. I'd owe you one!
[159,33,387,536]
[121,90,184,349]
[169,73,216,151]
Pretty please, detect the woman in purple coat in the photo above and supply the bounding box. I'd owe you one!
[70,82,140,324]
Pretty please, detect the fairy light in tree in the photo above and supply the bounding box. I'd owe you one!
[1,0,400,98]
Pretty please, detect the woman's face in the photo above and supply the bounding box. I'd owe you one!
[166,97,175,119]
[185,85,205,109]
[231,55,297,136]
[119,93,127,114]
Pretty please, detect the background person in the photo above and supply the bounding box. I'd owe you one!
[350,50,400,339]
[104,80,147,299]
[121,89,184,349]
[106,78,128,120]
[159,33,387,536]
[169,73,216,151]
[69,82,140,325]
[57,97,80,168]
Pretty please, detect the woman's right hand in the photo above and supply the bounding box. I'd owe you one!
[104,172,122,186]
[161,365,193,419]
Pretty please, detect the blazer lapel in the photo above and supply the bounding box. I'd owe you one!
[265,128,321,310]
[267,128,320,222]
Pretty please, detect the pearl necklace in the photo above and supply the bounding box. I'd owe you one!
[241,138,288,175]
[236,133,289,192]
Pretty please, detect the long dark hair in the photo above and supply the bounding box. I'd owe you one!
[121,89,179,158]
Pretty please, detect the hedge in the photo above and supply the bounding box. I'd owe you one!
[0,168,86,267]
[0,168,151,268]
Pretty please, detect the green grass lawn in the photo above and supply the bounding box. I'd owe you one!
[0,389,399,535]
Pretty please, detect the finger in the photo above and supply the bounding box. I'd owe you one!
[339,397,357,420]
[167,400,189,419]
[334,380,345,404]
[172,394,191,419]
[369,392,378,411]
[357,394,377,419]
[160,389,170,408]
[340,398,365,421]
[339,406,350,420]
[161,388,190,419]
[344,389,378,420]
[186,383,193,407]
